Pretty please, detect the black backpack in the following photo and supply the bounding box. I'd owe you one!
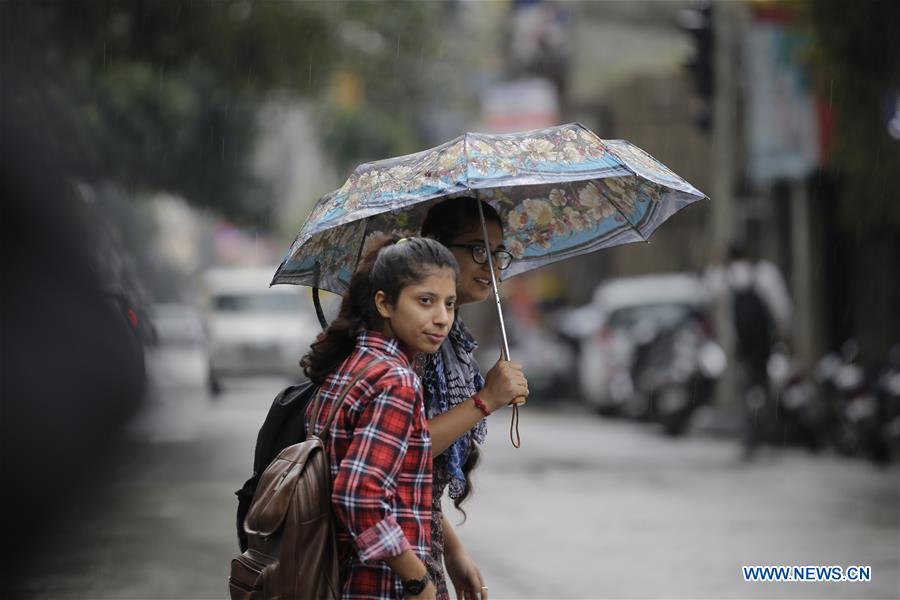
[732,286,775,359]
[235,380,319,552]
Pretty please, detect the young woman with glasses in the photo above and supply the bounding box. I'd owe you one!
[418,197,530,600]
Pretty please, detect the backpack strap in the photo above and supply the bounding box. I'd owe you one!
[313,357,384,443]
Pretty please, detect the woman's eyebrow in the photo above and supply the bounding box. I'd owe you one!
[414,288,454,298]
[414,290,458,304]
[460,237,507,250]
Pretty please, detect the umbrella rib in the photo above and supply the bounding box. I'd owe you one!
[587,138,652,242]
[583,128,645,188]
[352,220,368,279]
[464,131,472,192]
[607,182,649,242]
[564,180,646,244]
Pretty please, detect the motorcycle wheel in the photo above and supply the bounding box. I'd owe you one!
[657,386,692,437]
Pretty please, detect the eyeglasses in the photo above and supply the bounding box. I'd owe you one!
[449,243,514,271]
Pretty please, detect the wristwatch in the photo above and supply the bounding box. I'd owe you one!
[402,572,431,596]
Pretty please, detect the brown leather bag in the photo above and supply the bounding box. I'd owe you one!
[229,362,378,599]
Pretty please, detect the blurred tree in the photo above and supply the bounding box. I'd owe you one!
[804,0,900,355]
[1,0,444,225]
[1,0,336,224]
[313,1,445,177]
[805,0,900,232]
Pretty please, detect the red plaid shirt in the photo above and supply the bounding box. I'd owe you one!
[306,331,433,599]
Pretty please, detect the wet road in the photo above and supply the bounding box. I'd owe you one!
[459,408,898,599]
[15,376,899,599]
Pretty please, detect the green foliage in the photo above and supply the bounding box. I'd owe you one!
[313,0,446,175]
[805,0,900,233]
[1,0,449,225]
[2,0,337,225]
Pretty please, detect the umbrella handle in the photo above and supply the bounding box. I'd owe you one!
[500,345,527,408]
[509,403,521,449]
[500,342,523,448]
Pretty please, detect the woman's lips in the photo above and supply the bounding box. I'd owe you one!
[425,333,445,344]
[474,276,491,287]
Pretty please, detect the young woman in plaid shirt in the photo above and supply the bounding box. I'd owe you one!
[303,237,459,599]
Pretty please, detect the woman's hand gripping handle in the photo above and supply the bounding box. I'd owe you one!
[480,355,528,411]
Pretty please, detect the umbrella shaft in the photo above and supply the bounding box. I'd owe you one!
[477,200,511,361]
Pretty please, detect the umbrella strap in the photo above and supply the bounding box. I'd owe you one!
[312,287,328,330]
[509,403,520,448]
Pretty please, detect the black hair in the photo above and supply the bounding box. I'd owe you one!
[728,241,749,261]
[301,236,458,383]
[421,196,503,245]
[452,441,480,522]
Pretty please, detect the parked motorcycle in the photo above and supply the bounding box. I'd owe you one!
[767,343,823,451]
[627,308,726,436]
[815,340,882,460]
[872,344,900,464]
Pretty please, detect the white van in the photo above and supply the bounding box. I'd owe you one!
[200,267,321,381]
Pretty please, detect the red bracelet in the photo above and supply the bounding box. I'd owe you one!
[472,393,491,418]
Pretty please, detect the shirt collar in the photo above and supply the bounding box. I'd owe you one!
[357,330,409,365]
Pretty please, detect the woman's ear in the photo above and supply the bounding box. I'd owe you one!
[374,290,393,320]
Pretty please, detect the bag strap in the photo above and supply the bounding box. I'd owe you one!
[312,357,384,443]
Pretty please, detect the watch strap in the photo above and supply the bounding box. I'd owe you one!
[402,572,430,596]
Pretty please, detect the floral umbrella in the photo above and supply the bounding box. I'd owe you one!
[273,122,705,298]
[275,123,705,446]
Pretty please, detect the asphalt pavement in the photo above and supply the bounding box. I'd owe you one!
[14,376,899,599]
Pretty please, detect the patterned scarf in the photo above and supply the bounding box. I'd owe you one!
[422,318,486,498]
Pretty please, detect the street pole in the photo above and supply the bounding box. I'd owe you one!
[711,1,738,407]
[790,179,815,368]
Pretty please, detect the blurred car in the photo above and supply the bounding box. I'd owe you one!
[477,324,575,403]
[201,267,321,382]
[146,302,216,396]
[559,273,711,415]
[102,284,152,387]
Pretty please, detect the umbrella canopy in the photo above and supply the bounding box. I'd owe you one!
[273,122,705,294]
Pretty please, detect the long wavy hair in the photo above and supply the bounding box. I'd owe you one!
[301,236,458,383]
[452,442,481,522]
[422,197,502,520]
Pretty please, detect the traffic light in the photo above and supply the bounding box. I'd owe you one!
[679,3,715,131]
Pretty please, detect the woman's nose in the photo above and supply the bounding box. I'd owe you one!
[481,260,500,277]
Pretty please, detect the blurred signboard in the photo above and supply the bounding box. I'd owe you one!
[743,22,819,185]
[481,77,559,133]
[214,222,281,267]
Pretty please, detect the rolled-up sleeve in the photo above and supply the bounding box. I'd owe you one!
[332,381,418,562]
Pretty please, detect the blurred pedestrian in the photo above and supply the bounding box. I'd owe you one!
[302,236,459,600]
[420,198,530,599]
[706,242,792,460]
